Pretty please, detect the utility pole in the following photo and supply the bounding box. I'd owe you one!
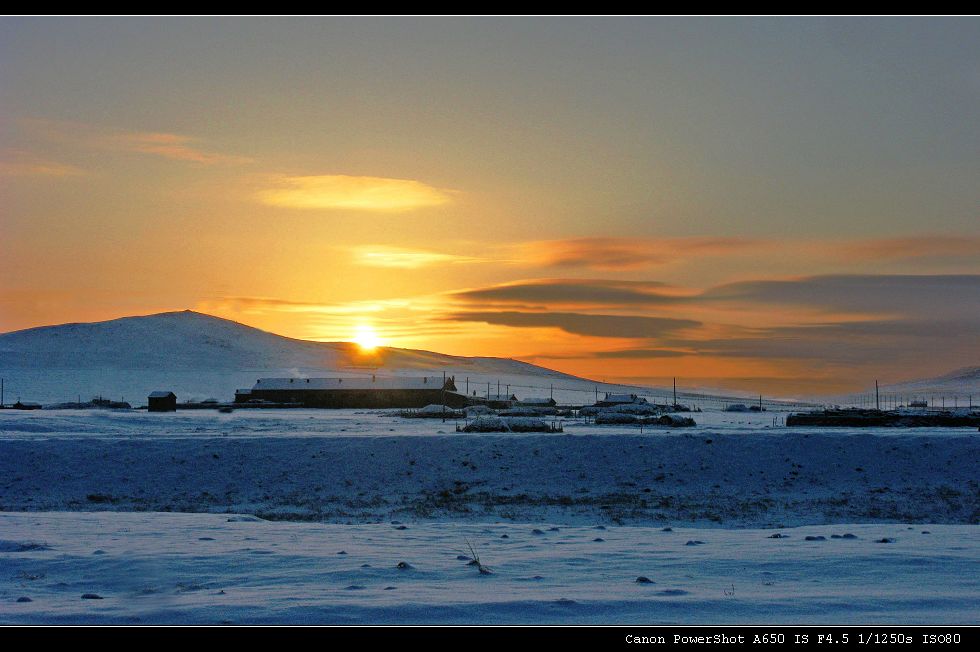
[673,377,677,406]
[875,380,879,411]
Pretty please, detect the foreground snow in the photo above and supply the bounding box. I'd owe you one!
[2,410,976,624]
[1,512,975,624]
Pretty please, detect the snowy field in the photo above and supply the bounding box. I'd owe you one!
[1,513,977,624]
[2,409,979,526]
[6,406,797,440]
[0,404,959,439]
[1,409,978,526]
[1,409,977,624]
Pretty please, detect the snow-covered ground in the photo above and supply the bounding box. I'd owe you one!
[0,404,957,440]
[1,408,977,624]
[1,409,977,526]
[1,512,976,624]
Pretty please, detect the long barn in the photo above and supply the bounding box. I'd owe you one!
[248,375,468,409]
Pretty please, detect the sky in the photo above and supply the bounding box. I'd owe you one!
[1,16,978,396]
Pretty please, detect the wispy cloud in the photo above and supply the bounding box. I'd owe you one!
[702,274,980,319]
[840,235,980,261]
[351,245,480,268]
[591,348,691,359]
[0,149,85,177]
[442,310,701,339]
[257,175,454,211]
[107,131,251,164]
[521,236,769,270]
[511,235,980,272]
[683,318,980,364]
[450,279,684,309]
[196,296,338,315]
[23,118,251,165]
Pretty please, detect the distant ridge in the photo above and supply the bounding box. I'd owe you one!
[882,366,980,396]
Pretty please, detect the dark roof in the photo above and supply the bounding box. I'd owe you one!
[254,376,456,391]
[519,397,556,405]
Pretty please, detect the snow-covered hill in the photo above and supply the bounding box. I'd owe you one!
[882,366,980,397]
[0,311,630,404]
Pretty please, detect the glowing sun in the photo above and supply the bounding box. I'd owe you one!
[353,324,383,351]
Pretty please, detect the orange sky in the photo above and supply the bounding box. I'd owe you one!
[1,18,978,396]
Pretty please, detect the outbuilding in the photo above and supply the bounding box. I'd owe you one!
[518,396,557,407]
[596,393,647,407]
[148,391,177,412]
[248,376,466,409]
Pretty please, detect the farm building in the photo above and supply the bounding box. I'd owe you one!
[12,401,42,410]
[473,392,519,409]
[596,393,647,407]
[147,391,177,412]
[233,389,253,404]
[248,376,468,409]
[518,396,557,407]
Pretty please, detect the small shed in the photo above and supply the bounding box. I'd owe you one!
[472,392,519,409]
[148,391,177,412]
[518,396,557,407]
[596,393,647,407]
